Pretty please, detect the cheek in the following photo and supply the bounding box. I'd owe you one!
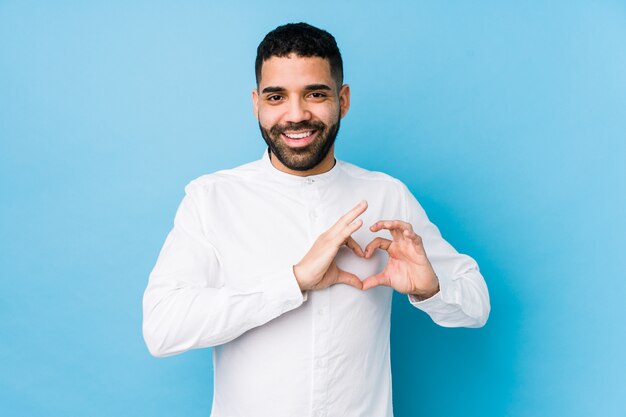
[306,107,334,126]
[322,110,340,126]
[257,107,280,129]
[319,102,341,122]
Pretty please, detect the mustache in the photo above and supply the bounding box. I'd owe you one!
[269,121,326,136]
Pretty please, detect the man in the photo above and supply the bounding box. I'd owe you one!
[143,23,490,417]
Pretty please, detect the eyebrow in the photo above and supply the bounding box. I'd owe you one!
[261,84,334,94]
[303,84,333,92]
[261,86,286,94]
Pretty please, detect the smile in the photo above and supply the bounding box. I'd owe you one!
[280,130,318,148]
[283,131,314,139]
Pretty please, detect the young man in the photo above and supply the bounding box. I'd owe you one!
[143,23,490,417]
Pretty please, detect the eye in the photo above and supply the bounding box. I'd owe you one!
[308,92,327,99]
[266,95,283,102]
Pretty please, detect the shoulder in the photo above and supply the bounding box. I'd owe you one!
[183,159,264,195]
[338,160,409,193]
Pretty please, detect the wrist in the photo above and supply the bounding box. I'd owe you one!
[411,279,440,300]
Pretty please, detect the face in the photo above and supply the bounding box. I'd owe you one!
[253,55,350,175]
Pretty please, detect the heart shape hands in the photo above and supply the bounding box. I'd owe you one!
[293,201,440,300]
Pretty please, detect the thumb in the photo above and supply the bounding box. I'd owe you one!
[335,267,363,290]
[361,272,389,291]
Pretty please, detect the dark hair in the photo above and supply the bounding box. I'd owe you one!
[255,22,343,87]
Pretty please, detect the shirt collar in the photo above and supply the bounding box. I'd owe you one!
[260,148,342,186]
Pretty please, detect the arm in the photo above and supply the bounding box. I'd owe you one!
[142,185,305,357]
[360,183,490,328]
[143,187,368,357]
[404,185,490,328]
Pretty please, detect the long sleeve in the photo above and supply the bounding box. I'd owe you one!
[142,184,306,357]
[401,184,490,328]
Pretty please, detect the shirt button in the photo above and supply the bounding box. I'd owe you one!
[309,210,318,219]
[317,309,325,315]
[306,178,315,185]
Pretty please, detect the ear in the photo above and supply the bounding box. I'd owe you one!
[252,88,259,120]
[339,84,351,119]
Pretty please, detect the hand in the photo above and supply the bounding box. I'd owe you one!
[361,220,440,299]
[293,201,367,291]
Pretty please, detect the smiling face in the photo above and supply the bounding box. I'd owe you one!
[253,54,350,176]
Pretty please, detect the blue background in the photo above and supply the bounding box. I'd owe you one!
[1,1,625,416]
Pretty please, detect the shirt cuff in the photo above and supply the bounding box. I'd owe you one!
[408,290,443,307]
[407,278,459,315]
[259,265,307,313]
[287,265,308,302]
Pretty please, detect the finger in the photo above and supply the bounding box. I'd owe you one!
[345,236,364,257]
[336,268,363,290]
[361,272,388,291]
[403,229,423,245]
[364,237,392,258]
[370,219,413,233]
[371,220,403,240]
[337,218,363,243]
[370,220,413,240]
[333,200,368,232]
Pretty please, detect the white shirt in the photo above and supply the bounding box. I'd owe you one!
[143,150,490,417]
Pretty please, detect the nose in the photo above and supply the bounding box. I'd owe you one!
[284,97,311,123]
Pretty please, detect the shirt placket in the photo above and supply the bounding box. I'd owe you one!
[303,176,331,417]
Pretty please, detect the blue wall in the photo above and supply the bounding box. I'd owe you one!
[1,1,625,416]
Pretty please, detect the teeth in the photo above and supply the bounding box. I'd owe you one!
[284,131,313,139]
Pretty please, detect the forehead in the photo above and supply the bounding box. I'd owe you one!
[259,55,335,90]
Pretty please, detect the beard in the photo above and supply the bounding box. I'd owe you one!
[259,117,341,172]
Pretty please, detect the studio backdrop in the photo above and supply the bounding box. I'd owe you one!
[1,1,625,416]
